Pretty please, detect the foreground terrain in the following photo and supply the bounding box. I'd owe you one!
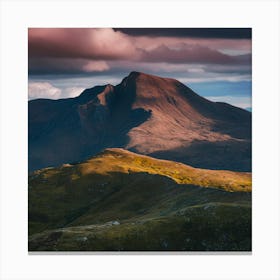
[29,149,251,251]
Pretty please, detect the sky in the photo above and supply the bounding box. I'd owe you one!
[28,28,252,110]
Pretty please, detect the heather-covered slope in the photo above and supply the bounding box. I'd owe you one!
[29,149,251,251]
[29,72,251,172]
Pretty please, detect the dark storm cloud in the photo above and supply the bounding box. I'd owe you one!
[114,28,251,39]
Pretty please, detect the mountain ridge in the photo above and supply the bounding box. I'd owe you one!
[28,71,251,172]
[28,148,251,251]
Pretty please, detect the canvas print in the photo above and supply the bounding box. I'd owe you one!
[28,28,252,251]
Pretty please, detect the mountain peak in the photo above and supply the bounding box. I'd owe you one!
[29,72,251,172]
[128,71,142,77]
[127,71,174,81]
[120,71,180,91]
[121,71,144,84]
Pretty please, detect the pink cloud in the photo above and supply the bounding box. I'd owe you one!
[29,28,250,63]
[29,28,138,60]
[140,44,249,64]
[82,61,109,72]
[28,28,251,76]
[133,36,251,54]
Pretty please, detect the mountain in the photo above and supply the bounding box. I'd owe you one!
[29,148,251,251]
[29,71,251,172]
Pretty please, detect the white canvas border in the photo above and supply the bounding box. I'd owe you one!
[0,0,280,279]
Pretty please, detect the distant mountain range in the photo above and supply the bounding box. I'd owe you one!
[29,71,251,172]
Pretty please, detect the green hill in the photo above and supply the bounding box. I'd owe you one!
[28,148,251,251]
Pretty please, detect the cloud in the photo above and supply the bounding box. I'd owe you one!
[105,61,251,83]
[28,82,85,100]
[28,28,251,73]
[29,57,110,75]
[140,44,250,64]
[28,28,252,96]
[114,28,251,39]
[206,95,251,109]
[28,82,61,99]
[82,61,109,72]
[132,36,251,55]
[60,87,85,99]
[178,75,252,83]
[203,63,251,74]
[29,28,138,60]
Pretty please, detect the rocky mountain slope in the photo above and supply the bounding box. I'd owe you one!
[29,72,251,172]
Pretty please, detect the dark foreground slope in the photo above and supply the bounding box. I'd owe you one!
[29,72,251,172]
[29,149,251,251]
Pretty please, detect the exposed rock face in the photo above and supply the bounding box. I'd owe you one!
[28,71,251,172]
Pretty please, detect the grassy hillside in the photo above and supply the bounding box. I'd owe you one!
[28,148,252,251]
[39,148,251,191]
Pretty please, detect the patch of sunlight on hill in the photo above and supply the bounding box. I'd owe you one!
[78,148,251,192]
